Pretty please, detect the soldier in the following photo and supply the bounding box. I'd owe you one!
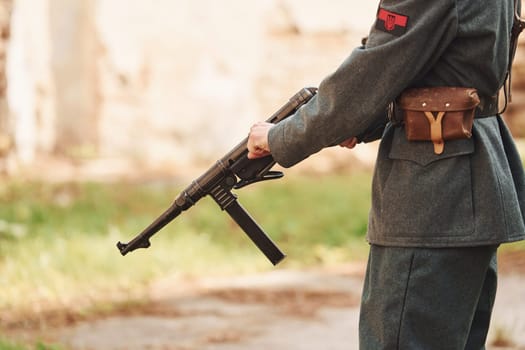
[247,0,525,348]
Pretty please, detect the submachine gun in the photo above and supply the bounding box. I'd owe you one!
[117,87,317,265]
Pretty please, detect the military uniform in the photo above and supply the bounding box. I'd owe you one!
[266,0,525,348]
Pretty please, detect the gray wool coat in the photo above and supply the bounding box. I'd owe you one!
[267,0,525,247]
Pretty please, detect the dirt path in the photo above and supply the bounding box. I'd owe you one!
[5,254,525,350]
[53,267,364,350]
[21,255,519,350]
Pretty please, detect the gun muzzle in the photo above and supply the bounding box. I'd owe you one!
[116,239,151,255]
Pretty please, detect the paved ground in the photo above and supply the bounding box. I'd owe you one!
[39,259,525,350]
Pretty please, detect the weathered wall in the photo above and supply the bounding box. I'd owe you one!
[49,0,98,155]
[3,0,379,178]
[0,0,11,173]
[93,0,379,173]
[2,0,524,179]
[95,0,272,168]
[6,0,54,167]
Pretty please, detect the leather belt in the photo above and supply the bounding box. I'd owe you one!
[389,92,500,125]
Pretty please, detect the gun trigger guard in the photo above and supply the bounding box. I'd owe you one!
[234,171,284,189]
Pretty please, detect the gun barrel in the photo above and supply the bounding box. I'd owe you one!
[117,203,182,255]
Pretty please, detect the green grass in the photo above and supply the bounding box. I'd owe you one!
[4,166,525,349]
[0,339,62,350]
[0,173,372,318]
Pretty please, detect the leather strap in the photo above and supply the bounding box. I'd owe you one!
[424,111,445,154]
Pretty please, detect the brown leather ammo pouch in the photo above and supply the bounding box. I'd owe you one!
[398,87,481,154]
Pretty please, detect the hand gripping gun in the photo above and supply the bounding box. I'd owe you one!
[117,87,317,265]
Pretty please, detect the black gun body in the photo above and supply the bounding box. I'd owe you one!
[117,87,317,265]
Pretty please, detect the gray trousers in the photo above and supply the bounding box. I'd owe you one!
[359,245,498,350]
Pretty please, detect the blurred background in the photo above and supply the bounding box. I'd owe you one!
[0,1,524,349]
[0,0,523,178]
[0,0,383,180]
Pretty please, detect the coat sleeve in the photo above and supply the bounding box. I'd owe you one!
[268,0,459,168]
